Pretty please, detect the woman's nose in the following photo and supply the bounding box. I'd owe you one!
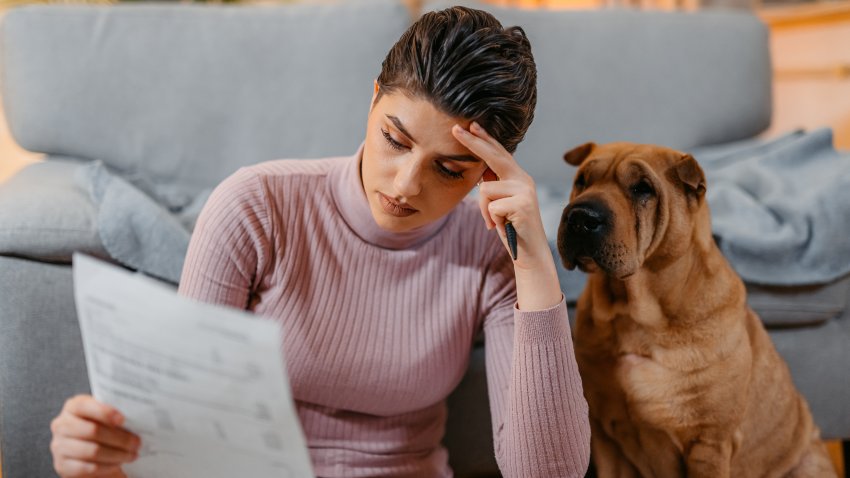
[392,157,423,198]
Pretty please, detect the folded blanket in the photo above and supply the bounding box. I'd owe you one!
[693,128,850,286]
[76,162,211,284]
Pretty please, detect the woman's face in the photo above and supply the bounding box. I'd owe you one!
[361,84,489,232]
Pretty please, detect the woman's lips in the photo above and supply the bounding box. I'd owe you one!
[377,192,418,218]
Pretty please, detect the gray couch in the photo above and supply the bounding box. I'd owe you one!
[1,2,847,477]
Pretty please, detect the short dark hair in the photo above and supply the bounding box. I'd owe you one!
[375,6,537,154]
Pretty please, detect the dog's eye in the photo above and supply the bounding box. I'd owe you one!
[631,180,654,196]
[575,174,586,190]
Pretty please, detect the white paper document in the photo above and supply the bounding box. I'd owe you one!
[72,253,314,478]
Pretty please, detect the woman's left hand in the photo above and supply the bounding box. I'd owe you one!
[452,121,562,310]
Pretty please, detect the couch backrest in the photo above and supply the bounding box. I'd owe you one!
[1,1,770,191]
[422,2,772,186]
[0,1,411,193]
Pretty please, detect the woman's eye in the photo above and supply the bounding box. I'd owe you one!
[381,128,406,152]
[631,180,654,196]
[437,162,464,180]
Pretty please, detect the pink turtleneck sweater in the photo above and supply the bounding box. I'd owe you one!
[177,141,590,477]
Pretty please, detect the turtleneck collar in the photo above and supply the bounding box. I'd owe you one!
[328,140,452,250]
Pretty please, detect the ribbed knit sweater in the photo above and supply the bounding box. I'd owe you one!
[177,141,590,477]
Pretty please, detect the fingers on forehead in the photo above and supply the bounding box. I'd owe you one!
[460,131,510,173]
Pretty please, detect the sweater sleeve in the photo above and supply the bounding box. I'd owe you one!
[482,249,591,477]
[177,167,275,310]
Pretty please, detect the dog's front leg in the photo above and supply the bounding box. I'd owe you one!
[684,437,733,478]
[590,419,640,478]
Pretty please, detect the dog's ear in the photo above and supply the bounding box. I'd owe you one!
[563,142,596,166]
[675,154,706,198]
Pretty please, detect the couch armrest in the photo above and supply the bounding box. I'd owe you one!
[0,158,108,263]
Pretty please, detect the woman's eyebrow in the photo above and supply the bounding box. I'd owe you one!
[386,115,417,142]
[385,114,481,163]
[441,153,481,163]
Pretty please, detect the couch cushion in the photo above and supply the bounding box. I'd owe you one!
[0,158,108,262]
[1,0,412,192]
[747,276,850,328]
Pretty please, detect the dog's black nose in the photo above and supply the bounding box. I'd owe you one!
[567,206,605,235]
[557,200,611,271]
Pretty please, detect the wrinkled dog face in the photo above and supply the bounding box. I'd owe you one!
[557,142,706,279]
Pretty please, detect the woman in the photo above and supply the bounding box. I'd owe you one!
[49,6,590,477]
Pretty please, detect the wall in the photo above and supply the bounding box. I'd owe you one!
[760,5,850,150]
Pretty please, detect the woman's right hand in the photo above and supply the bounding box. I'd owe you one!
[50,394,141,477]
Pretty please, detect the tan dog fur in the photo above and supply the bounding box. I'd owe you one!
[557,142,836,478]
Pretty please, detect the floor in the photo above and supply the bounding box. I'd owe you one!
[828,441,847,476]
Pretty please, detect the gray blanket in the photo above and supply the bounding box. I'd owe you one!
[694,128,850,286]
[76,162,211,284]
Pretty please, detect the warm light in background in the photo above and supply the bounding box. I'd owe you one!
[0,94,43,183]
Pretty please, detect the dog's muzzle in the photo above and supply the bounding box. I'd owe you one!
[557,200,611,270]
